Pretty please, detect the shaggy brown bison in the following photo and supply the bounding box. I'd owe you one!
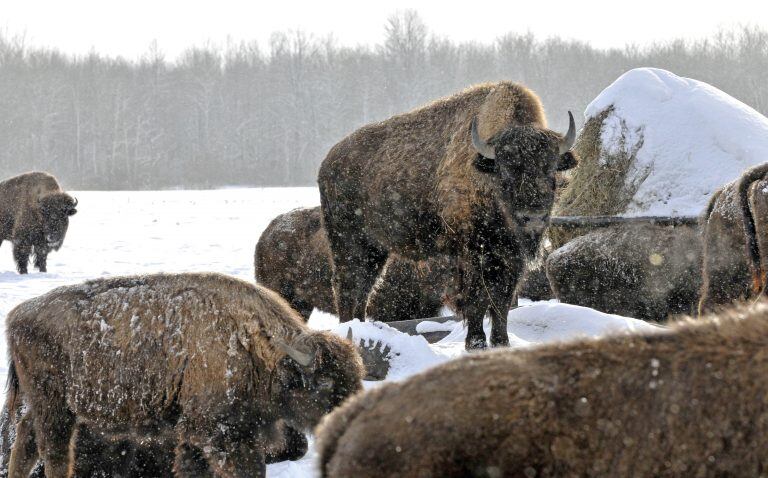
[5,272,364,477]
[547,224,701,321]
[318,82,577,349]
[317,301,768,477]
[699,163,768,313]
[255,206,453,322]
[0,172,77,274]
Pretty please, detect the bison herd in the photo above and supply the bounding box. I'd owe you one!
[2,81,768,476]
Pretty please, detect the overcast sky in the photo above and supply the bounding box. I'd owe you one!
[3,1,768,60]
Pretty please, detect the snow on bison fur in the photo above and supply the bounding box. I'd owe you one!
[318,82,577,349]
[0,171,77,274]
[316,301,768,477]
[254,206,453,322]
[4,272,364,477]
[699,163,768,314]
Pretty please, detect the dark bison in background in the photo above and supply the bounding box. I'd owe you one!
[318,81,576,349]
[699,163,768,314]
[547,224,701,321]
[0,171,77,274]
[255,206,454,322]
[4,272,364,477]
[316,301,768,477]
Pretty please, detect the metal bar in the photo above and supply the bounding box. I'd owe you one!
[548,215,699,229]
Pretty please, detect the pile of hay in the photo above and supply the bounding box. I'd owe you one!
[550,67,768,248]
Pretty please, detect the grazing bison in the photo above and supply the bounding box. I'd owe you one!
[318,82,577,349]
[547,224,701,321]
[699,163,768,314]
[5,272,364,477]
[317,301,768,477]
[255,206,454,322]
[0,172,77,274]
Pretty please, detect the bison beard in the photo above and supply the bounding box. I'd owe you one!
[318,82,576,349]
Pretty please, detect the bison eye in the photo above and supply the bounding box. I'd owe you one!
[472,154,497,174]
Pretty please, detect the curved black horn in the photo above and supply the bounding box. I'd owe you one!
[72,197,78,207]
[471,117,496,159]
[559,111,576,155]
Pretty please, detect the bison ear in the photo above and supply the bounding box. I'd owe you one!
[557,151,577,172]
[473,154,497,174]
[68,208,77,216]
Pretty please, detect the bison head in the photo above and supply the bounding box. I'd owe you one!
[274,331,364,431]
[38,192,77,250]
[471,112,577,231]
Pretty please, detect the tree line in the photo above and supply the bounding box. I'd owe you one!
[1,12,766,189]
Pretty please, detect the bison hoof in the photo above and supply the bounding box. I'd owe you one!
[466,336,488,350]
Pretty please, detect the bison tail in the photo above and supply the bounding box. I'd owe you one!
[0,361,20,471]
[737,164,768,295]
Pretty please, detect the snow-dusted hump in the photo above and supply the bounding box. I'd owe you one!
[586,67,768,217]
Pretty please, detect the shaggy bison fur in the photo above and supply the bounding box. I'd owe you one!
[547,224,701,321]
[318,82,577,349]
[699,163,768,313]
[4,272,364,477]
[316,301,768,477]
[0,171,77,274]
[255,206,454,321]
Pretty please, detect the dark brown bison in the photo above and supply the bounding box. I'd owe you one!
[5,272,364,477]
[318,81,576,349]
[0,171,77,274]
[699,163,768,313]
[255,206,454,322]
[547,224,701,321]
[317,301,768,477]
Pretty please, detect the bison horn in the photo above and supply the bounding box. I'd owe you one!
[471,117,496,159]
[72,197,78,207]
[558,111,576,155]
[346,328,353,342]
[275,338,313,367]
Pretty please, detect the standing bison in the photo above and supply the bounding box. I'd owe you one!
[4,272,364,477]
[699,163,768,313]
[317,301,768,477]
[318,82,576,349]
[255,206,453,321]
[0,171,77,274]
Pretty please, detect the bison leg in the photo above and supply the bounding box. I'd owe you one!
[12,243,31,274]
[331,247,388,322]
[31,405,75,477]
[485,258,519,347]
[457,262,492,350]
[7,411,38,478]
[32,246,48,273]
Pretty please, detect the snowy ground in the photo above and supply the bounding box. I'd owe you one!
[0,188,658,477]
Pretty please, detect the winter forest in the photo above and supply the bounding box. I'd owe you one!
[2,11,768,189]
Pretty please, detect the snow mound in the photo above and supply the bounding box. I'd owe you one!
[436,302,659,348]
[586,67,768,217]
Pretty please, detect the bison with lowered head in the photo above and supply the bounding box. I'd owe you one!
[0,171,77,274]
[255,206,453,321]
[317,301,768,477]
[318,82,576,349]
[699,163,768,313]
[5,272,364,477]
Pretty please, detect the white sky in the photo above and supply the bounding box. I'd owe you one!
[2,0,768,60]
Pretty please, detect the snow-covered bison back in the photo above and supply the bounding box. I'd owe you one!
[316,301,768,477]
[5,272,364,477]
[318,81,576,349]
